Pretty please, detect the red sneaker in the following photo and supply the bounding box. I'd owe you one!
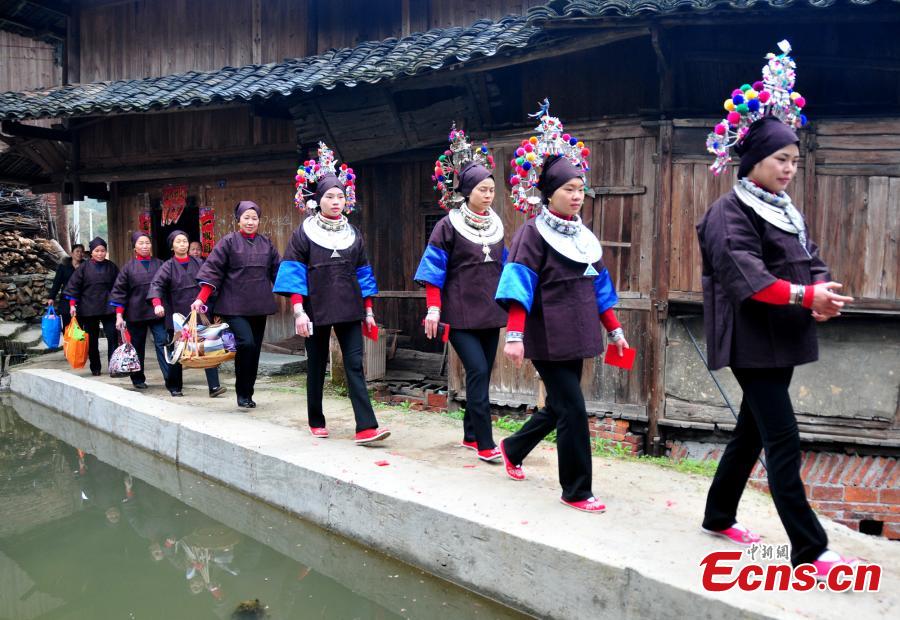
[560,496,606,513]
[460,440,478,451]
[499,439,525,481]
[812,551,860,582]
[355,428,391,445]
[478,447,502,463]
[309,426,329,438]
[701,523,761,546]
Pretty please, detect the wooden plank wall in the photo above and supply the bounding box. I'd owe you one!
[77,0,544,83]
[0,30,61,92]
[667,120,900,311]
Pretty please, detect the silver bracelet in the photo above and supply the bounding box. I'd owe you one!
[607,327,625,342]
[365,310,375,318]
[790,283,806,305]
[426,306,441,315]
[506,331,524,343]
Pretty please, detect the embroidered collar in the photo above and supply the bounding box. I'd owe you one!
[315,211,349,232]
[535,207,602,265]
[460,203,493,231]
[734,178,810,257]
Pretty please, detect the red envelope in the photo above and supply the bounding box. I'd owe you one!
[363,322,379,341]
[604,344,636,370]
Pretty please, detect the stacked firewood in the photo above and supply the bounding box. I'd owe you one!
[0,187,51,237]
[0,231,59,274]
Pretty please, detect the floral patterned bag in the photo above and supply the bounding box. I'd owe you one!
[109,327,142,377]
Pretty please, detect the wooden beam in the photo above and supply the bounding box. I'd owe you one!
[251,0,262,65]
[376,290,425,299]
[0,16,64,40]
[64,0,78,84]
[1,121,72,141]
[22,0,72,18]
[70,155,297,183]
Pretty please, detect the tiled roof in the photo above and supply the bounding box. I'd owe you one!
[525,0,896,21]
[0,15,538,121]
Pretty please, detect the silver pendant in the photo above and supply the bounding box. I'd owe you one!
[583,263,599,276]
[331,249,341,258]
[482,244,493,262]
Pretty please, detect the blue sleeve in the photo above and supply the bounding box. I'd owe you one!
[272,260,308,296]
[495,262,538,313]
[355,265,379,298]
[501,246,509,266]
[109,301,124,308]
[413,244,448,288]
[594,267,618,314]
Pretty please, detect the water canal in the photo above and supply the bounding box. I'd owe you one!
[0,395,530,619]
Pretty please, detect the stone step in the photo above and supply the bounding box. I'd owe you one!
[218,351,307,376]
[14,326,44,348]
[26,341,63,356]
[0,321,29,341]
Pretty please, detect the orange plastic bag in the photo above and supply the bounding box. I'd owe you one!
[64,317,89,369]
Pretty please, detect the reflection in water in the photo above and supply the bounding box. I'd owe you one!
[1,398,529,619]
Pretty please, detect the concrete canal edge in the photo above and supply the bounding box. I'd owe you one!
[12,368,773,620]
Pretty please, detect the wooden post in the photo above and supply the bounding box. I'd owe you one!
[64,1,80,85]
[646,121,673,456]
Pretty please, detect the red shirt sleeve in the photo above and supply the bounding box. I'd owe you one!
[151,298,162,307]
[115,306,124,315]
[599,308,621,332]
[197,284,213,303]
[425,283,441,309]
[290,293,304,306]
[751,279,814,310]
[506,301,526,333]
[70,298,76,308]
[364,297,373,310]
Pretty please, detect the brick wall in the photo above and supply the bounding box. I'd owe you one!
[667,441,899,540]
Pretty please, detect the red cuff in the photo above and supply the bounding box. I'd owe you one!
[425,283,442,309]
[364,297,373,310]
[115,306,124,315]
[69,299,76,308]
[751,279,791,305]
[802,285,814,309]
[151,298,162,307]
[197,284,213,303]
[506,302,526,333]
[290,293,304,306]
[599,308,621,332]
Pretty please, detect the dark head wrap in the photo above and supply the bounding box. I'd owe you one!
[167,229,188,249]
[313,174,345,205]
[537,155,584,203]
[457,162,493,199]
[735,117,799,179]
[131,231,150,247]
[88,237,107,251]
[234,200,261,220]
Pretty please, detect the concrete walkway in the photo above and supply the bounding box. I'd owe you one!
[9,351,900,620]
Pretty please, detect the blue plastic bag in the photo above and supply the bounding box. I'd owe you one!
[41,304,61,348]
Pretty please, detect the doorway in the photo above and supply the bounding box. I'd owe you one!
[150,196,200,258]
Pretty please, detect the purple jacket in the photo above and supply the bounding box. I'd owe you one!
[697,189,830,370]
[147,257,206,330]
[63,259,119,317]
[109,257,164,323]
[195,232,281,316]
[414,216,507,330]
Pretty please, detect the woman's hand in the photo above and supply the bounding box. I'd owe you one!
[115,314,125,330]
[70,306,77,317]
[154,305,165,318]
[295,313,312,337]
[810,282,853,319]
[424,312,440,340]
[614,336,630,357]
[504,341,525,368]
[365,315,377,332]
[190,298,204,313]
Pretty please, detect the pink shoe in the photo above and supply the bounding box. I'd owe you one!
[309,426,329,438]
[561,496,606,513]
[701,523,761,546]
[812,551,860,581]
[355,428,391,445]
[461,439,478,451]
[478,447,502,463]
[499,439,525,481]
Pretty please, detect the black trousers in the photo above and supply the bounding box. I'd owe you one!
[220,315,267,401]
[449,327,499,450]
[79,314,117,374]
[127,318,170,386]
[166,329,221,392]
[502,359,593,502]
[305,321,378,433]
[703,366,828,566]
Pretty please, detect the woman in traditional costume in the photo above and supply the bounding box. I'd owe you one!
[495,101,629,512]
[414,125,506,462]
[698,41,857,576]
[191,201,281,408]
[149,229,226,398]
[273,143,389,444]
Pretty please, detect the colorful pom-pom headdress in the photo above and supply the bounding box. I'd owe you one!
[707,40,809,176]
[509,98,590,217]
[432,123,495,211]
[293,141,358,212]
